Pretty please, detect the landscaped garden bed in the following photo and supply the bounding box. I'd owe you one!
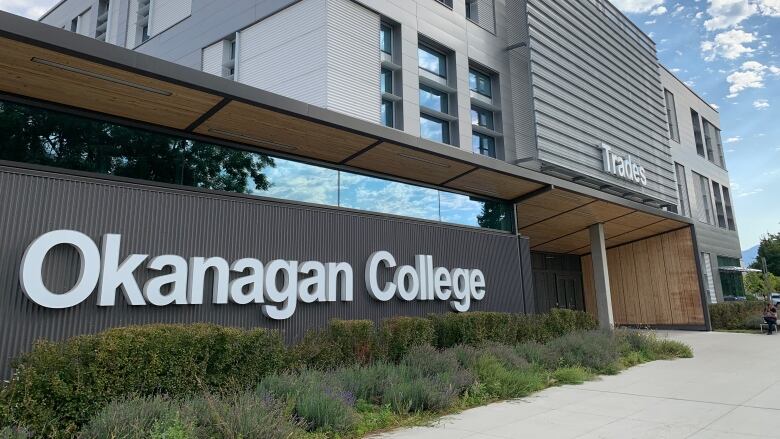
[0,309,692,438]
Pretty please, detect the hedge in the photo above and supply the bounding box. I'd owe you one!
[0,309,596,437]
[709,301,767,330]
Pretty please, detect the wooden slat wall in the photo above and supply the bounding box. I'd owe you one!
[581,228,704,326]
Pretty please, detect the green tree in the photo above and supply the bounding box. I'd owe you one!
[744,272,780,295]
[477,201,511,231]
[0,101,274,193]
[749,233,780,276]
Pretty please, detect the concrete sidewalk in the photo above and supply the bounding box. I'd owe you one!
[377,331,779,439]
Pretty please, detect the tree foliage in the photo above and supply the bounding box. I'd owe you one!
[749,233,780,276]
[744,272,780,294]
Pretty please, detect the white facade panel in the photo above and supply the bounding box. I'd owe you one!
[325,0,380,123]
[237,0,329,108]
[126,0,139,48]
[150,0,192,36]
[201,40,224,77]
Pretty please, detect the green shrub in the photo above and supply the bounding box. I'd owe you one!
[544,330,621,373]
[334,363,397,405]
[291,320,377,370]
[0,426,30,439]
[257,371,358,434]
[468,356,547,400]
[513,341,551,365]
[80,392,299,439]
[379,317,435,362]
[709,302,766,330]
[552,367,590,385]
[1,324,286,438]
[429,312,518,347]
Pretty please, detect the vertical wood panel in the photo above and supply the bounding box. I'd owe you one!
[581,255,597,319]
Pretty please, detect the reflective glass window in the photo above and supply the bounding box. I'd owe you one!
[418,45,447,77]
[420,85,448,113]
[420,114,450,144]
[440,192,512,231]
[339,172,439,221]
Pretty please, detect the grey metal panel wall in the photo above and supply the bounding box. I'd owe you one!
[519,236,534,313]
[505,0,538,162]
[469,0,496,34]
[525,0,676,204]
[0,165,527,378]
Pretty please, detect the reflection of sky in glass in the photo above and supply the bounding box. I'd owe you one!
[420,116,446,143]
[418,47,445,76]
[439,192,485,227]
[420,87,447,113]
[340,172,439,221]
[254,157,338,206]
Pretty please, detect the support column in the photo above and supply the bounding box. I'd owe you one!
[589,223,614,329]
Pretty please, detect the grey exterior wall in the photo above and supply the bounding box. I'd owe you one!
[0,164,530,378]
[524,0,677,205]
[660,68,741,303]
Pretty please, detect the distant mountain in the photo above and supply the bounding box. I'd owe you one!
[742,244,759,266]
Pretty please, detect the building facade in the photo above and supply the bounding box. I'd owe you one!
[0,0,740,375]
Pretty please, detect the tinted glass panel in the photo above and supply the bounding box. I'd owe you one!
[471,107,494,129]
[381,69,393,94]
[380,100,393,127]
[469,69,491,97]
[472,133,496,158]
[418,45,446,77]
[380,24,392,54]
[420,114,449,144]
[0,99,512,232]
[440,192,511,231]
[339,172,439,221]
[419,85,448,113]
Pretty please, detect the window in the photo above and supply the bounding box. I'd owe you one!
[381,100,394,127]
[418,45,447,77]
[70,17,78,32]
[722,187,736,231]
[380,23,392,55]
[691,110,705,158]
[225,37,236,78]
[711,181,727,228]
[469,69,492,98]
[419,85,448,113]
[664,89,679,142]
[95,0,110,41]
[702,119,724,167]
[471,107,494,129]
[472,133,495,158]
[420,114,450,144]
[381,68,393,94]
[136,0,151,44]
[434,0,454,7]
[692,172,713,225]
[0,99,511,232]
[465,0,477,20]
[674,163,690,217]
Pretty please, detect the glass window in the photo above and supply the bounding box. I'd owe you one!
[471,106,494,129]
[472,133,495,158]
[420,114,450,144]
[440,192,512,231]
[722,186,736,231]
[702,118,716,164]
[0,99,513,232]
[466,0,477,20]
[418,45,447,77]
[664,89,679,142]
[469,69,492,97]
[674,163,689,217]
[381,68,393,94]
[711,181,727,228]
[692,172,713,225]
[339,172,439,221]
[419,85,448,113]
[380,24,392,54]
[380,99,394,127]
[691,109,705,158]
[703,119,725,167]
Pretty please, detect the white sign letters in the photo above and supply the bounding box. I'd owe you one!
[19,230,486,318]
[599,143,648,186]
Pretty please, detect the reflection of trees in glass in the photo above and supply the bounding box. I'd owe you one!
[477,201,511,231]
[0,101,273,193]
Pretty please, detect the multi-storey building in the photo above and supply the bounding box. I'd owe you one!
[0,0,743,375]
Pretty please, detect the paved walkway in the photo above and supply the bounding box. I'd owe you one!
[378,331,779,439]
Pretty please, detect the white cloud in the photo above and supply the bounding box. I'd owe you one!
[701,29,757,61]
[753,98,770,108]
[611,0,666,13]
[726,60,780,96]
[651,5,669,15]
[757,0,780,16]
[704,0,757,30]
[736,188,764,198]
[725,136,742,143]
[0,0,56,19]
[710,103,720,109]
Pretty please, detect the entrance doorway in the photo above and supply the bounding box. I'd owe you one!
[531,252,585,313]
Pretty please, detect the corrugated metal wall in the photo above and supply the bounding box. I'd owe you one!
[525,0,677,204]
[469,0,496,34]
[0,165,529,378]
[201,39,224,77]
[505,0,538,162]
[150,0,192,36]
[237,0,330,108]
[325,0,380,123]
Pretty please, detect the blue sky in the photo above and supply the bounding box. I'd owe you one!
[1,0,778,249]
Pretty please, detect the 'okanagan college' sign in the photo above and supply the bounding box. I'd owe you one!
[19,230,487,319]
[599,143,648,186]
